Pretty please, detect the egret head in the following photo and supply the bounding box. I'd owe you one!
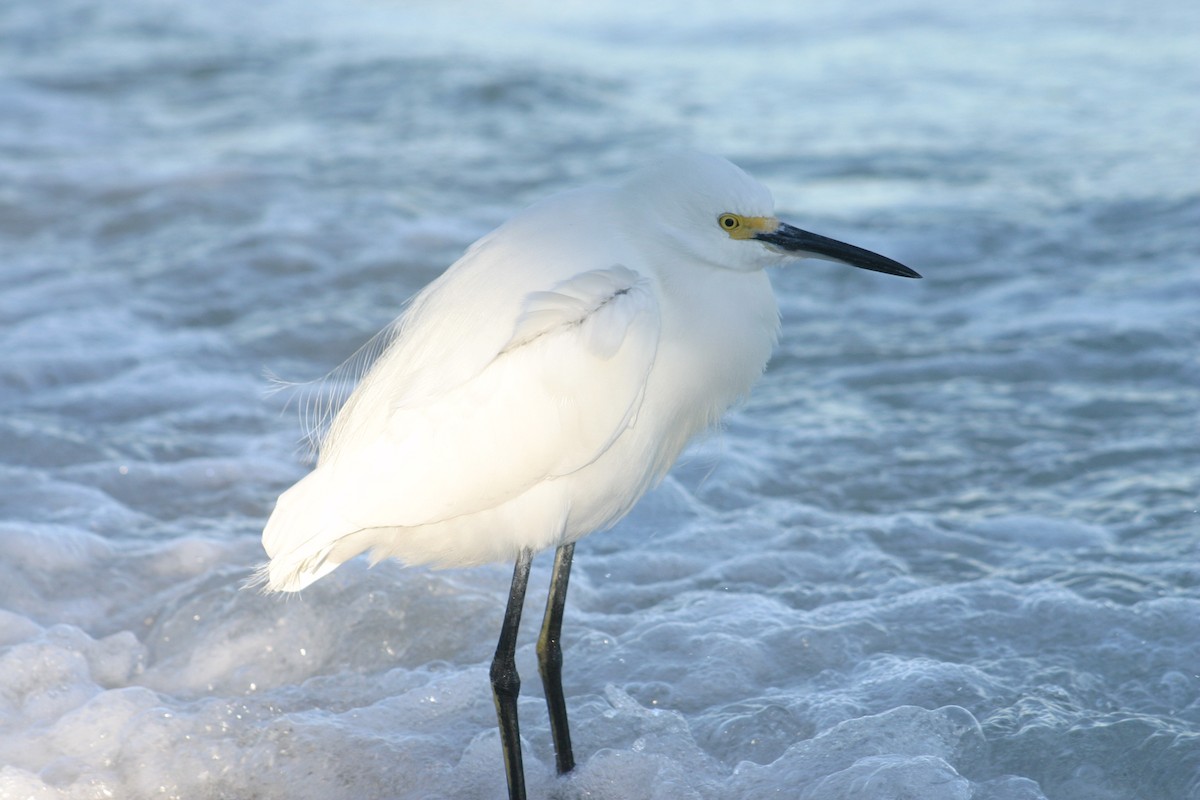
[624,153,920,279]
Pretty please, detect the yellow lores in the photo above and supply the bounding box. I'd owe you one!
[718,212,778,239]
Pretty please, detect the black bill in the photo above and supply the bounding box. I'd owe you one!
[756,222,921,279]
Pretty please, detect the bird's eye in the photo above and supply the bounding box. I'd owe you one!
[719,214,741,230]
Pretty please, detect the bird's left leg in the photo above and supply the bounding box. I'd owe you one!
[492,548,534,800]
[537,542,575,775]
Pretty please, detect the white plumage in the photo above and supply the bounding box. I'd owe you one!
[261,152,915,592]
[260,152,918,799]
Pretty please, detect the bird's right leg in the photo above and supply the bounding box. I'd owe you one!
[537,542,575,775]
[492,548,534,800]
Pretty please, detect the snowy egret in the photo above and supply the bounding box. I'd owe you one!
[261,153,919,799]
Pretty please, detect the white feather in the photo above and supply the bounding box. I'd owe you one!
[262,154,787,591]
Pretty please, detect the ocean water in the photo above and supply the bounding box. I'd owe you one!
[2,0,1199,798]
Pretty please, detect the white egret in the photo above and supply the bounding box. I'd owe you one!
[261,153,920,799]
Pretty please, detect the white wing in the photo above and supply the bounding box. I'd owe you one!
[262,265,659,589]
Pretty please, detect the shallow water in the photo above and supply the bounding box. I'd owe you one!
[2,0,1199,798]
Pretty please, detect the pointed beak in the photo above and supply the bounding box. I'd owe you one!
[755,222,921,279]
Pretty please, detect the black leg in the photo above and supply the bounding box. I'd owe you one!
[492,548,534,800]
[537,542,576,775]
